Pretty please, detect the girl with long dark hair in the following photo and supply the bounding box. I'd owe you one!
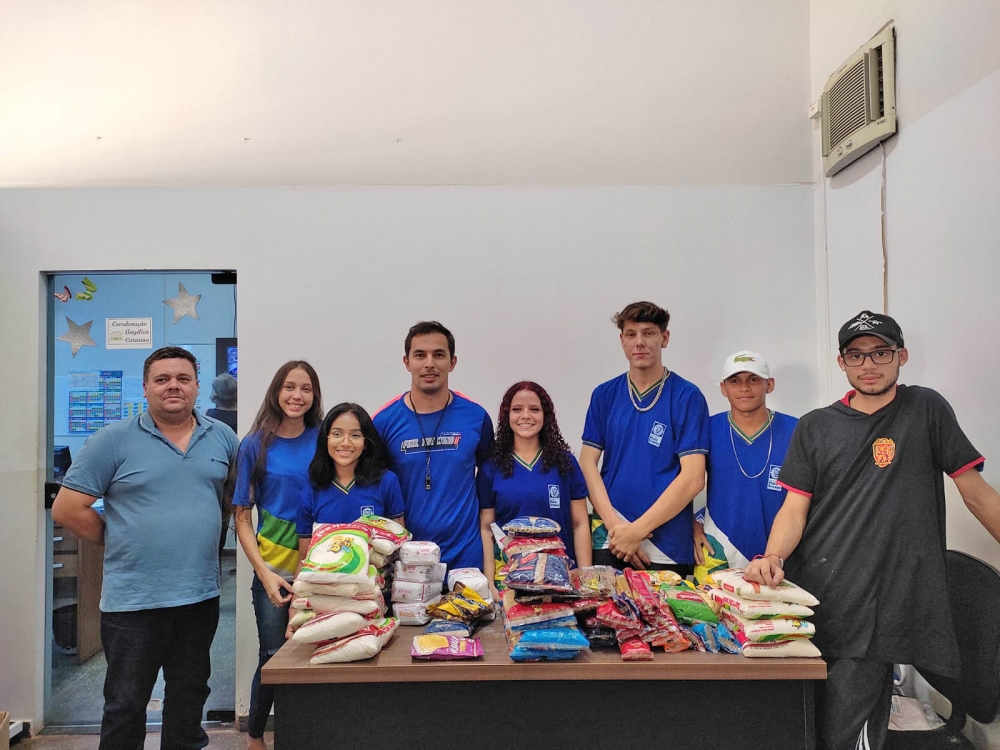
[478,381,592,599]
[233,361,323,750]
[296,402,404,551]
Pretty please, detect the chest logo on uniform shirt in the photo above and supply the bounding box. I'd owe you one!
[648,421,666,447]
[872,437,896,468]
[767,465,782,491]
[548,484,561,509]
[360,505,375,516]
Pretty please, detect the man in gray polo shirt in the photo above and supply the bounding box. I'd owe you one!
[54,346,238,750]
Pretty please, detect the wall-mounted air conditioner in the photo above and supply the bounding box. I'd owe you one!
[822,25,896,177]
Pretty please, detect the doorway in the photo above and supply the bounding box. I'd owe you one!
[44,271,239,729]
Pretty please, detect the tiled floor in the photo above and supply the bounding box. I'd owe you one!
[14,727,263,749]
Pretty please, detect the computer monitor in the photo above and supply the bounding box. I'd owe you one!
[53,445,72,481]
[216,337,237,378]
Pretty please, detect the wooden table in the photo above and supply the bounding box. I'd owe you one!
[263,618,826,749]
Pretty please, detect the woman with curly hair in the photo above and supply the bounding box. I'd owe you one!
[478,381,591,598]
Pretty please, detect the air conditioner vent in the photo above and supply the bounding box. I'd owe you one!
[821,25,896,176]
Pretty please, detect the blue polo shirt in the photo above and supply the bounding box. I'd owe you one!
[297,471,405,535]
[61,410,238,612]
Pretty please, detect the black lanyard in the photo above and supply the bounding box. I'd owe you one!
[410,392,451,490]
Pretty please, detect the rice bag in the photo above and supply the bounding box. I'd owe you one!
[391,579,442,603]
[309,617,399,664]
[287,609,315,632]
[502,516,561,537]
[292,611,367,644]
[411,635,484,660]
[504,552,573,594]
[741,639,822,658]
[394,561,448,583]
[292,579,361,598]
[298,524,372,584]
[399,541,440,564]
[620,637,654,661]
[571,566,619,599]
[426,585,492,623]
[709,569,820,607]
[298,594,383,617]
[719,610,816,644]
[392,597,441,626]
[708,589,815,619]
[663,586,719,626]
[370,550,390,569]
[423,620,471,637]
[505,535,566,555]
[353,515,411,555]
[691,623,720,653]
[447,568,491,602]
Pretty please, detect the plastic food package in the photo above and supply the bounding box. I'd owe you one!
[515,627,590,652]
[504,601,575,627]
[504,552,573,594]
[708,569,820,607]
[620,637,654,661]
[681,625,706,652]
[664,586,719,625]
[353,515,411,555]
[292,611,367,644]
[708,589,815,619]
[624,569,662,619]
[582,625,618,649]
[370,550,390,569]
[297,594,383,617]
[411,635,484,660]
[691,623,720,653]
[423,620,471,637]
[505,535,566,555]
[719,610,816,644]
[741,639,822,658]
[391,579,442,603]
[639,570,683,587]
[292,579,361,598]
[509,646,580,662]
[447,568,491,602]
[426,585,492,622]
[309,618,399,664]
[649,631,692,653]
[399,541,441,564]
[394,561,448,583]
[392,596,441,626]
[298,524,372,584]
[501,516,562,537]
[715,623,741,654]
[287,609,315,632]
[571,566,618,599]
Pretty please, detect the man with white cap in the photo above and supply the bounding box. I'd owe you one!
[693,350,797,579]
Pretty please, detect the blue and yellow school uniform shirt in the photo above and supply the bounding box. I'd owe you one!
[582,371,709,564]
[233,427,318,581]
[296,470,405,535]
[477,452,588,561]
[373,391,493,570]
[696,410,798,575]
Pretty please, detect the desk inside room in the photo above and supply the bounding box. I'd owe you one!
[263,618,826,749]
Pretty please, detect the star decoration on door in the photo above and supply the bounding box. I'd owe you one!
[56,317,97,357]
[163,282,201,323]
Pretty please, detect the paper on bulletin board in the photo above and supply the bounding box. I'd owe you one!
[106,317,153,349]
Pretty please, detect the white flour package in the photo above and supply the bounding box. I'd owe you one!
[709,569,820,607]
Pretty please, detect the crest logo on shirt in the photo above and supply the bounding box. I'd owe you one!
[648,421,666,447]
[360,505,375,516]
[548,484,560,509]
[767,465,782,491]
[872,437,895,468]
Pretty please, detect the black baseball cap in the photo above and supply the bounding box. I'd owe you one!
[838,310,904,352]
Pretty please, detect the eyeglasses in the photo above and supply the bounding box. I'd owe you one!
[842,348,899,367]
[328,430,365,442]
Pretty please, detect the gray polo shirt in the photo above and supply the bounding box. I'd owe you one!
[62,409,238,612]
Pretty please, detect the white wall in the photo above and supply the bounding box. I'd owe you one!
[811,1,1000,745]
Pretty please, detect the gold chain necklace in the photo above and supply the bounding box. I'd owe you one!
[627,371,668,413]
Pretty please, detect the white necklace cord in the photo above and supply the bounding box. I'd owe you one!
[628,371,668,413]
[729,413,773,479]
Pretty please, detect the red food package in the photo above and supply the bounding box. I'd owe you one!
[505,535,566,555]
[620,637,654,662]
[650,632,692,653]
[624,569,661,618]
[596,601,640,631]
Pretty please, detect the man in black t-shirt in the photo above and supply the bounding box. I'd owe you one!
[745,310,1000,750]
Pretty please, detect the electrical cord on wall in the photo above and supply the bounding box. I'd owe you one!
[880,141,888,314]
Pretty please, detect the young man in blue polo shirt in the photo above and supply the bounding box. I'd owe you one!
[580,301,710,574]
[373,321,493,570]
[694,350,798,579]
[53,347,239,750]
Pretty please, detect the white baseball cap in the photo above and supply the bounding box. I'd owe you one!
[720,350,771,383]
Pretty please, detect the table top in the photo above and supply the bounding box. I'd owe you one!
[262,617,827,685]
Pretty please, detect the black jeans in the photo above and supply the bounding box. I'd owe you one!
[99,597,220,750]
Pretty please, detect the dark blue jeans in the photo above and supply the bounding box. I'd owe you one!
[248,574,290,739]
[99,597,220,750]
